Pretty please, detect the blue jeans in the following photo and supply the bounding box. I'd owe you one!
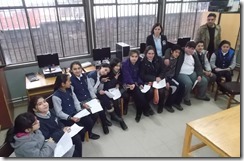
[177,72,208,101]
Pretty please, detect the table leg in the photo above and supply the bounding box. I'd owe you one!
[182,124,193,157]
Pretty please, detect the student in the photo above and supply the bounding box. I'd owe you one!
[122,50,153,122]
[69,61,111,135]
[28,96,82,157]
[194,40,216,85]
[5,112,74,157]
[195,13,221,59]
[210,40,236,84]
[146,23,168,57]
[52,74,100,140]
[102,58,128,130]
[140,45,169,113]
[175,41,210,106]
[163,45,184,111]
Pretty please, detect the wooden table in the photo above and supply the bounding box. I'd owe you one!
[26,65,96,99]
[182,105,240,157]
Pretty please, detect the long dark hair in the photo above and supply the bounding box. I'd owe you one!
[53,74,69,91]
[28,96,43,114]
[5,112,36,143]
[109,57,121,70]
[151,23,163,35]
[143,45,156,61]
[70,61,87,74]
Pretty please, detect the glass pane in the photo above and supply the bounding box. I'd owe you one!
[93,5,117,50]
[0,9,34,64]
[25,0,55,7]
[140,0,157,2]
[58,7,88,56]
[27,8,63,57]
[57,0,83,5]
[138,3,158,45]
[117,0,138,4]
[0,0,22,7]
[118,4,138,47]
[93,0,115,4]
[164,3,182,43]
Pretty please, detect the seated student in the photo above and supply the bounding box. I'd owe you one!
[140,45,169,113]
[194,41,216,85]
[102,57,128,130]
[175,41,210,106]
[122,50,153,122]
[163,45,184,111]
[5,112,74,157]
[69,61,111,135]
[210,40,236,84]
[28,96,82,157]
[52,74,100,140]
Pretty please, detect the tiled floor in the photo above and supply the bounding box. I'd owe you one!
[1,71,240,157]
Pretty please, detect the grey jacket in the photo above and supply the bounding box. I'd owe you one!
[11,130,56,157]
[195,23,221,51]
[194,50,211,72]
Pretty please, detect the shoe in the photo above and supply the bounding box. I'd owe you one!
[89,133,100,140]
[165,106,174,113]
[148,108,155,115]
[111,112,123,122]
[123,106,128,115]
[157,107,163,114]
[102,125,109,134]
[120,120,128,130]
[196,96,210,101]
[135,114,141,123]
[105,119,112,126]
[143,111,150,117]
[184,99,191,106]
[172,104,183,111]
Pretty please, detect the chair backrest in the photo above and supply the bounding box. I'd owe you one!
[0,142,14,157]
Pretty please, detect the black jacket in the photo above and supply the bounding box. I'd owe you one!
[175,52,203,78]
[146,34,168,56]
[140,56,165,83]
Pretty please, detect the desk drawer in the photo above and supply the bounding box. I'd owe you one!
[27,86,54,99]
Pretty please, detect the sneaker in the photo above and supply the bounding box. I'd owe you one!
[184,100,191,106]
[148,108,155,115]
[165,106,174,113]
[102,125,109,135]
[89,133,100,140]
[172,104,183,111]
[120,120,128,130]
[196,96,210,101]
[157,107,163,114]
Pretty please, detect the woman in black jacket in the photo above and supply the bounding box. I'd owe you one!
[146,23,168,57]
[140,45,171,113]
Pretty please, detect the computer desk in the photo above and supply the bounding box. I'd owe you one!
[182,105,240,157]
[26,65,96,100]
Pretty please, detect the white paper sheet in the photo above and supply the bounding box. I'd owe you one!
[69,123,84,137]
[192,80,198,90]
[152,79,166,89]
[170,86,177,94]
[140,85,151,93]
[54,132,73,157]
[86,99,103,114]
[104,91,114,98]
[108,88,121,100]
[73,109,90,119]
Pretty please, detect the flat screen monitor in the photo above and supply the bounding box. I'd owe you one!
[37,53,60,68]
[92,47,111,61]
[177,37,191,47]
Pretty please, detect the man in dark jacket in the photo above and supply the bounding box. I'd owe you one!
[175,41,210,106]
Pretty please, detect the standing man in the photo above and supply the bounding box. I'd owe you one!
[195,13,221,60]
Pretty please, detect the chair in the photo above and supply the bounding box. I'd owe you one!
[214,69,240,109]
[0,142,14,157]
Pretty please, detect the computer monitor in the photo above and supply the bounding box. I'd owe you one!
[37,53,60,68]
[92,47,111,61]
[177,37,191,48]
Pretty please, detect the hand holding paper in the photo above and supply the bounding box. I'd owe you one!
[86,99,103,114]
[108,88,121,100]
[152,79,166,89]
[68,123,84,137]
[192,80,198,90]
[141,84,151,93]
[73,109,90,119]
[54,132,73,157]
